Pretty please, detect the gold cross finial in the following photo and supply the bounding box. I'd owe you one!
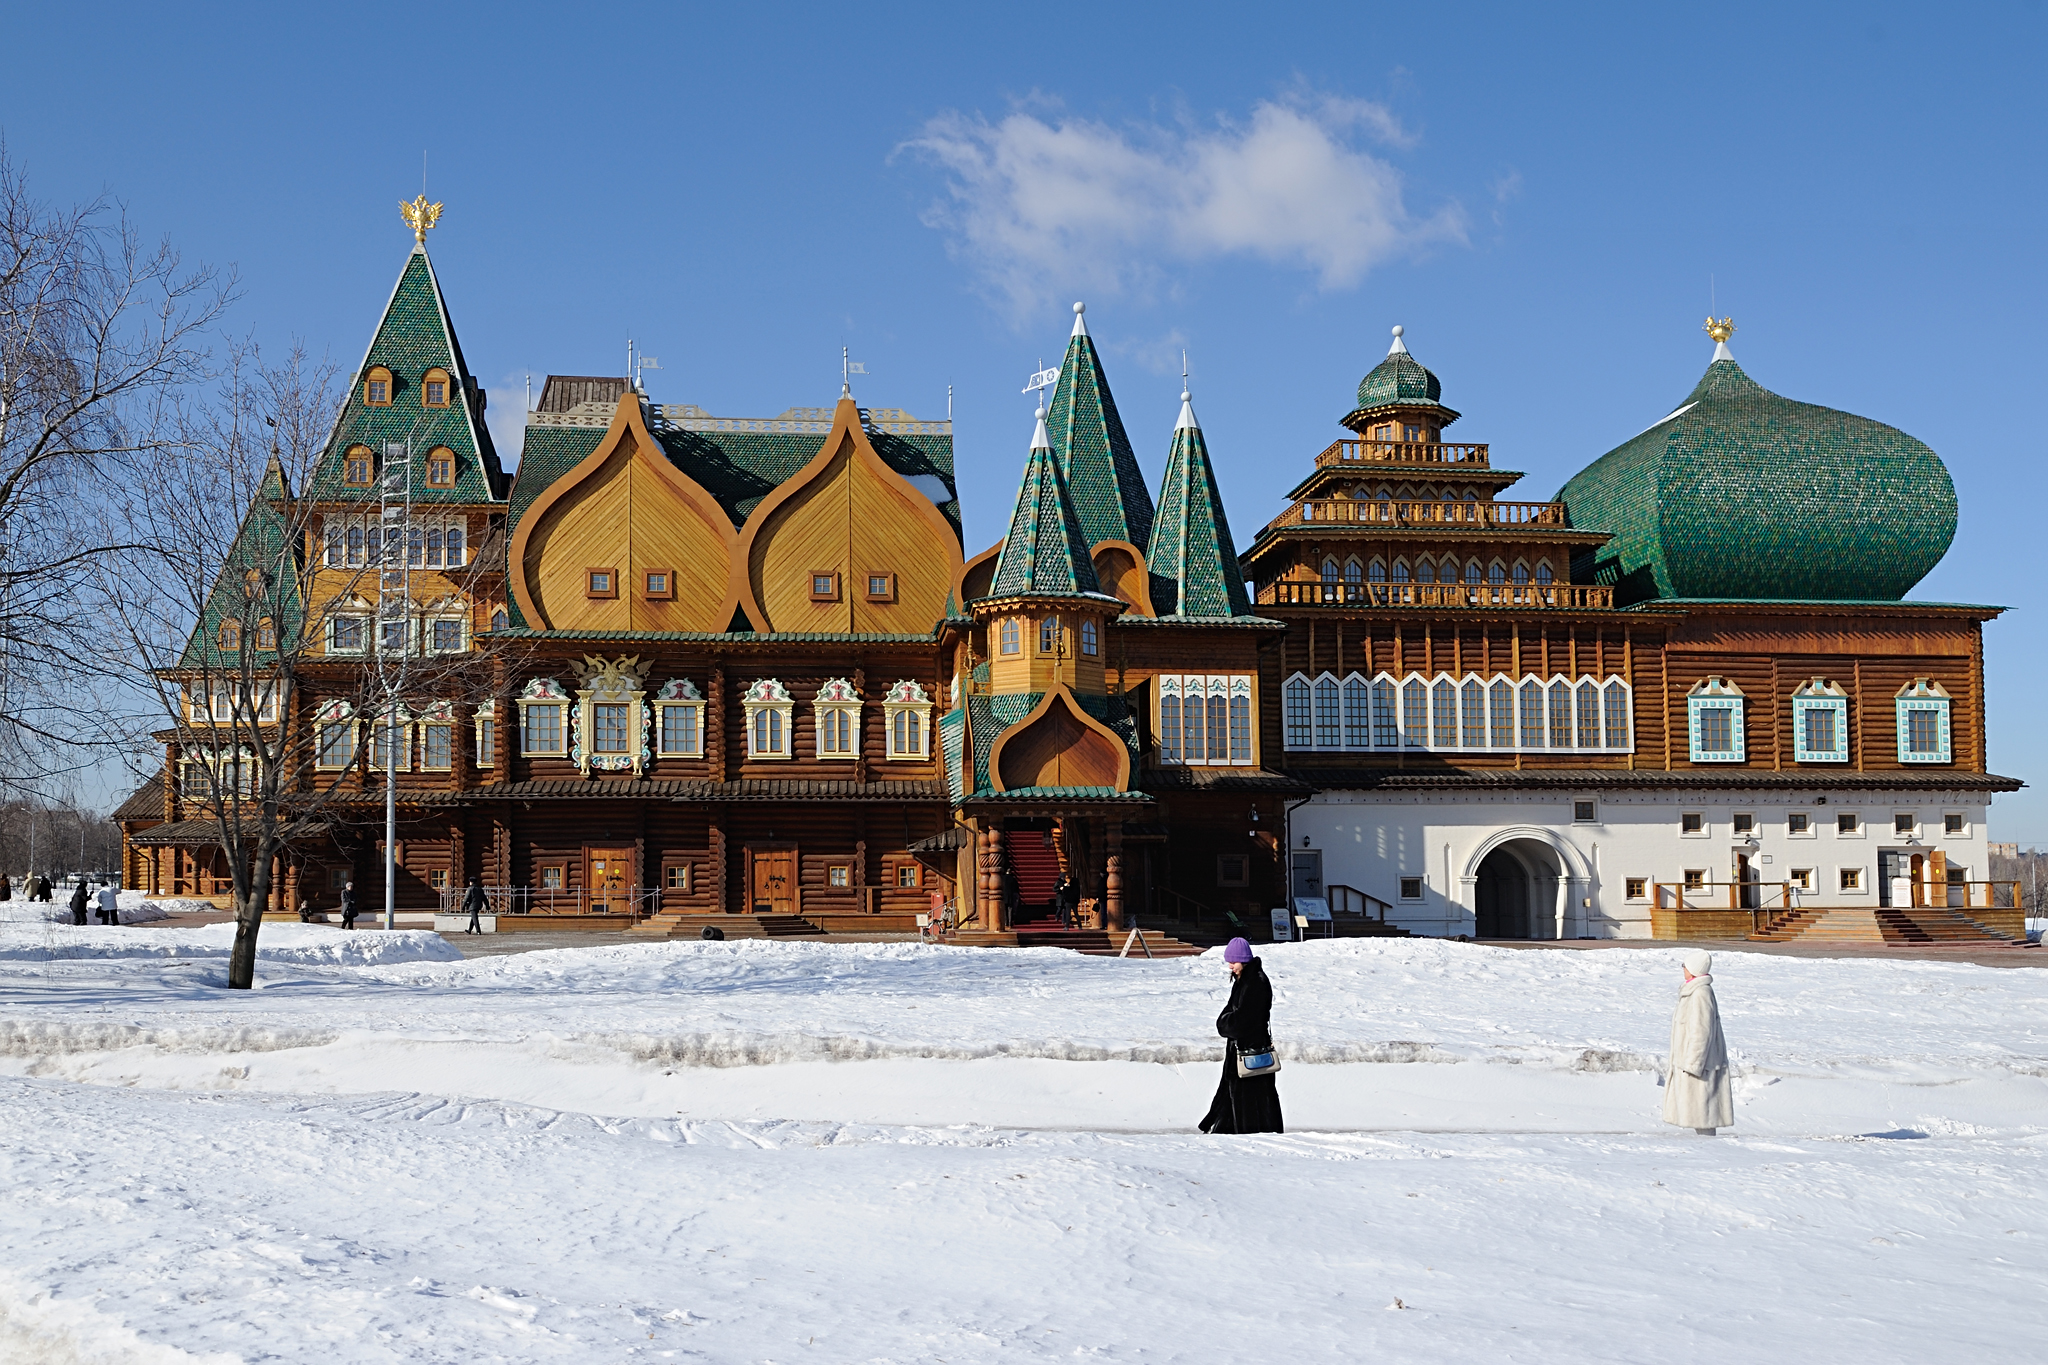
[401,195,444,245]
[1703,316,1735,344]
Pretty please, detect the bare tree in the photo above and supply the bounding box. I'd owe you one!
[0,145,231,785]
[98,344,496,988]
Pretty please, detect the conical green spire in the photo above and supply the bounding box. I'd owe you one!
[1146,387,1251,617]
[990,408,1102,599]
[308,246,506,503]
[1043,302,1154,550]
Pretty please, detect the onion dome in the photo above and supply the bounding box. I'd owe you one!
[1557,321,1957,604]
[1342,325,1460,431]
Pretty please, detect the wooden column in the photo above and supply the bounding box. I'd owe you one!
[1104,817,1124,933]
[712,809,729,912]
[980,823,1005,931]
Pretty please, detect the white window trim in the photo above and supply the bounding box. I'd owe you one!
[1791,681,1850,764]
[417,702,457,771]
[743,678,795,761]
[1787,811,1815,838]
[517,678,571,757]
[366,709,415,774]
[1942,811,1970,839]
[1157,673,1259,766]
[1835,813,1865,839]
[573,657,649,777]
[1895,679,1953,765]
[313,701,358,771]
[1278,669,1631,755]
[1686,676,1746,764]
[1837,866,1868,895]
[882,679,933,761]
[812,678,862,761]
[326,611,370,656]
[652,679,705,759]
[1680,812,1708,839]
[473,699,497,768]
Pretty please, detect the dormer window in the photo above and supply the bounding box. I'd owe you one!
[343,445,375,485]
[425,447,455,487]
[422,368,452,407]
[364,367,393,406]
[255,618,276,651]
[218,619,241,651]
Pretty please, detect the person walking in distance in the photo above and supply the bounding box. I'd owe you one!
[339,880,358,930]
[461,875,487,935]
[1663,950,1733,1135]
[1199,937,1284,1134]
[95,883,119,926]
[68,877,89,926]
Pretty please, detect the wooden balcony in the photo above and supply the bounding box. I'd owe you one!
[1317,438,1489,468]
[1274,497,1568,529]
[1260,580,1614,610]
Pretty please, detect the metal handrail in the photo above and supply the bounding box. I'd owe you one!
[438,886,663,919]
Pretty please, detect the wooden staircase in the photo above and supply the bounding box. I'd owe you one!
[1751,904,2027,946]
[637,913,829,940]
[1011,921,1205,957]
[1004,829,1062,918]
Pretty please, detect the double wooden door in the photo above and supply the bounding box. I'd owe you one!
[585,847,634,913]
[751,847,795,915]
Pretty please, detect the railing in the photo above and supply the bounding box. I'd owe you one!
[1262,581,1613,610]
[1153,887,1213,925]
[1326,883,1390,921]
[1653,881,1798,912]
[1280,498,1566,529]
[1894,879,2023,911]
[439,886,662,919]
[1316,438,1490,468]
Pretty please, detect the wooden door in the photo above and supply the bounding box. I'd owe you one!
[585,847,634,912]
[750,848,796,915]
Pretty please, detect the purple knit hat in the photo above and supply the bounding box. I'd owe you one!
[1224,937,1253,963]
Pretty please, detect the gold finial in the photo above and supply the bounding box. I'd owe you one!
[401,195,443,245]
[1703,316,1735,344]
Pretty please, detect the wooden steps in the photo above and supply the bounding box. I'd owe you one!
[1012,923,1204,957]
[1750,905,2027,946]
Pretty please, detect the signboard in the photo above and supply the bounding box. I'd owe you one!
[1270,907,1293,942]
[1295,896,1331,922]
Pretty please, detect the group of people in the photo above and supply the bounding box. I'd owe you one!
[1196,939,1734,1138]
[0,873,57,902]
[331,876,488,933]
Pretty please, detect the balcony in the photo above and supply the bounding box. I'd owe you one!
[1275,497,1569,529]
[1260,580,1613,609]
[1316,438,1489,468]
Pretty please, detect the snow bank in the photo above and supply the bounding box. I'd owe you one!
[0,889,179,925]
[0,921,460,966]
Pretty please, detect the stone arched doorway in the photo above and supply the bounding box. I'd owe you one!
[1474,839,1565,939]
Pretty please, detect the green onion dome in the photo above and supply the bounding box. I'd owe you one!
[1344,325,1459,429]
[1558,334,1956,605]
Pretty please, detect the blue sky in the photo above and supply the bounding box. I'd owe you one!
[9,2,2046,832]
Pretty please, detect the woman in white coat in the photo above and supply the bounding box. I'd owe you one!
[1662,949,1732,1135]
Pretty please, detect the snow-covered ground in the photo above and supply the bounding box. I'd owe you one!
[0,887,214,926]
[0,931,2043,1361]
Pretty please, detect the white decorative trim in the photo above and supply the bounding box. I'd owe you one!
[572,655,649,776]
[883,679,933,760]
[1281,670,1632,755]
[743,678,795,760]
[813,677,862,761]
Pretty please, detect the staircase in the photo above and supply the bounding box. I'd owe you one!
[1751,905,2027,946]
[1004,829,1062,916]
[1012,924,1205,957]
[654,913,828,940]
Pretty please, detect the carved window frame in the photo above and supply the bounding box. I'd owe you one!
[813,677,862,761]
[742,678,794,760]
[517,678,571,757]
[653,679,705,758]
[882,679,932,761]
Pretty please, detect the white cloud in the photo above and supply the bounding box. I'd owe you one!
[905,94,1465,319]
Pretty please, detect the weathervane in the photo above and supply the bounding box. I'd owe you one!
[1022,357,1058,401]
[401,195,443,245]
[1703,317,1736,344]
[841,346,867,396]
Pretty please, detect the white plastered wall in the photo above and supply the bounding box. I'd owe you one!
[1294,788,1995,939]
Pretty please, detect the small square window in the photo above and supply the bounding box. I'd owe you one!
[827,865,851,888]
[1732,812,1754,835]
[1894,813,1916,836]
[1683,869,1707,890]
[810,571,841,602]
[431,619,464,652]
[327,868,350,891]
[1837,812,1861,835]
[644,569,673,600]
[1790,868,1813,890]
[1217,854,1250,888]
[897,865,920,888]
[1681,812,1705,836]
[1944,812,1966,836]
[1572,799,1596,824]
[1788,812,1811,835]
[427,869,449,891]
[540,865,564,890]
[427,456,454,486]
[1839,867,1862,892]
[425,380,447,406]
[1398,876,1424,900]
[365,380,389,405]
[1625,877,1647,900]
[864,572,895,603]
[665,865,690,891]
[586,568,617,599]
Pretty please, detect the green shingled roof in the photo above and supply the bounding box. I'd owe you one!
[1347,331,1457,425]
[1557,353,1957,605]
[1044,311,1154,549]
[1146,396,1252,618]
[501,414,960,628]
[177,459,303,669]
[988,421,1102,600]
[305,248,507,505]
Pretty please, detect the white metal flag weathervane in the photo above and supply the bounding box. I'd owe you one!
[1022,358,1059,399]
[841,346,867,394]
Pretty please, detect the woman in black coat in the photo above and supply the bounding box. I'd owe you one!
[1199,937,1284,1134]
[68,879,90,926]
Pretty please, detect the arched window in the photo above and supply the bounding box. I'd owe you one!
[363,367,393,407]
[1431,680,1457,747]
[1080,619,1099,656]
[1415,560,1436,585]
[1161,678,1184,761]
[1465,560,1482,585]
[1183,679,1206,758]
[407,526,424,567]
[343,446,374,486]
[346,524,365,566]
[1039,618,1057,654]
[1206,689,1229,761]
[1489,680,1514,748]
[1443,557,1462,585]
[1283,676,1311,749]
[1461,679,1485,748]
[425,527,443,567]
[1392,560,1411,583]
[1321,557,1340,583]
[1401,679,1428,747]
[446,524,464,566]
[1370,678,1397,747]
[1604,682,1631,750]
[1000,618,1020,655]
[1576,680,1601,748]
[218,619,241,651]
[490,608,508,633]
[1536,561,1555,585]
[891,708,922,757]
[752,708,783,755]
[255,618,276,651]
[1343,558,1364,584]
[1548,681,1573,748]
[1313,676,1341,748]
[1512,562,1530,586]
[1488,561,1506,586]
[1229,680,1252,763]
[1368,559,1387,583]
[1342,676,1370,748]
[1519,680,1545,748]
[422,368,452,408]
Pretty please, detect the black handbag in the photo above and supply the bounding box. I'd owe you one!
[1235,1044,1281,1079]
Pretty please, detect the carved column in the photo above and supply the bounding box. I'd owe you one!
[979,822,1004,931]
[1105,817,1124,933]
[710,662,728,783]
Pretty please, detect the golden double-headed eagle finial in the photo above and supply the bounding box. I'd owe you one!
[401,195,444,244]
[1703,316,1736,344]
